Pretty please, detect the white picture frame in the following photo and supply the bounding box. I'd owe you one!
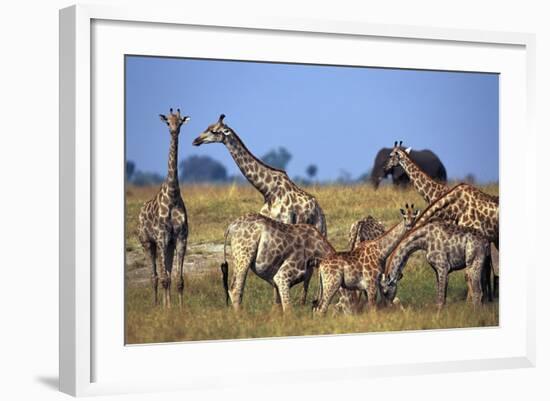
[59,4,536,397]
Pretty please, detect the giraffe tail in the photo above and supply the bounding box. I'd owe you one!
[220,225,232,306]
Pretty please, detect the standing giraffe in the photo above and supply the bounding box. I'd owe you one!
[384,141,448,204]
[380,221,489,308]
[137,108,190,308]
[220,213,334,312]
[414,183,499,298]
[313,204,419,315]
[192,114,326,235]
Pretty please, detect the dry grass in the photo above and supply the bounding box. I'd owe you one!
[125,182,499,344]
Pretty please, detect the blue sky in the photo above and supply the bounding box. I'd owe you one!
[126,56,499,183]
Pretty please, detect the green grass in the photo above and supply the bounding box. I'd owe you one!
[125,182,499,344]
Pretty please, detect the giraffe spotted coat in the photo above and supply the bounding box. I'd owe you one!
[384,141,449,204]
[193,114,326,235]
[220,213,334,312]
[335,215,386,314]
[386,141,499,298]
[313,205,419,315]
[381,220,490,308]
[138,108,190,308]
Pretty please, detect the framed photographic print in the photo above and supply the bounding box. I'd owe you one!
[59,4,536,397]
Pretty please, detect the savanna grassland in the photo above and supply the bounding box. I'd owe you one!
[125,183,499,344]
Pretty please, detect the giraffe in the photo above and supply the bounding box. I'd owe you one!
[380,220,490,309]
[333,215,386,314]
[385,141,499,298]
[137,108,190,308]
[348,215,386,250]
[193,114,327,304]
[413,182,499,298]
[313,204,419,315]
[384,141,448,204]
[192,114,326,235]
[219,213,334,312]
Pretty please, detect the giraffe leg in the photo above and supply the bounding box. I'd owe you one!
[273,273,292,313]
[366,281,378,311]
[482,255,493,303]
[467,261,483,308]
[175,236,187,309]
[156,239,172,309]
[271,286,282,312]
[228,263,250,311]
[141,240,158,305]
[314,266,342,315]
[435,267,449,310]
[465,271,472,302]
[227,243,257,311]
[490,242,499,299]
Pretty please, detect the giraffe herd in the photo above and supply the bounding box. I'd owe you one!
[137,110,499,316]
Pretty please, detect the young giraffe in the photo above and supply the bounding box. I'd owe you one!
[137,108,190,308]
[386,141,499,297]
[220,213,334,312]
[313,204,419,315]
[192,114,326,235]
[380,220,490,309]
[333,216,386,314]
[384,141,448,204]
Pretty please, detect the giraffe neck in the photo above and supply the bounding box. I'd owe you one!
[416,184,464,227]
[398,153,446,203]
[165,132,180,194]
[224,131,280,196]
[386,226,428,281]
[376,221,409,261]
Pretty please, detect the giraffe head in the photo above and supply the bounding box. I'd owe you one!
[384,141,411,172]
[159,108,190,135]
[192,114,231,146]
[400,202,420,230]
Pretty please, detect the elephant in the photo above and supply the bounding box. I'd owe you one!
[370,147,447,189]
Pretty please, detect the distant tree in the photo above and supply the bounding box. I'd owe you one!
[306,164,318,180]
[131,171,164,186]
[261,147,292,170]
[336,169,352,184]
[126,160,136,181]
[179,155,228,183]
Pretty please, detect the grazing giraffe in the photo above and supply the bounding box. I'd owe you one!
[380,220,490,309]
[384,141,448,204]
[414,182,499,297]
[137,108,190,308]
[192,114,326,235]
[220,213,334,312]
[313,204,419,315]
[333,215,386,314]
